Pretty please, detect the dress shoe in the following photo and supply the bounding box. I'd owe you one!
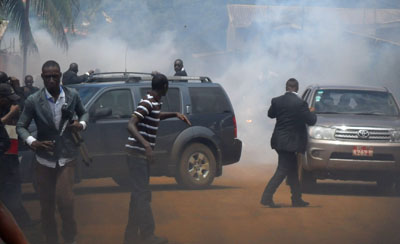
[142,235,168,244]
[260,199,281,208]
[292,199,310,207]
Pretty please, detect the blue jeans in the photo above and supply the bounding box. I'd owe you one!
[0,154,32,227]
[124,156,155,243]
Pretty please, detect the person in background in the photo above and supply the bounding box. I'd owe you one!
[22,75,40,98]
[173,59,187,76]
[62,63,94,85]
[0,82,34,229]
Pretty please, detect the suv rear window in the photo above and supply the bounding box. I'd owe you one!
[313,89,400,116]
[75,87,101,105]
[189,87,231,114]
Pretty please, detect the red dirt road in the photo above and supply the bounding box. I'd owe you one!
[22,163,400,244]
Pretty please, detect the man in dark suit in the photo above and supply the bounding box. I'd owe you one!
[62,63,93,85]
[17,60,88,244]
[261,78,317,208]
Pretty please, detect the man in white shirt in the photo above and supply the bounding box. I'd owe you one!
[17,60,88,244]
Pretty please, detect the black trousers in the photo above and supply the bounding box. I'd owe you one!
[124,156,155,243]
[261,150,302,202]
[0,154,32,227]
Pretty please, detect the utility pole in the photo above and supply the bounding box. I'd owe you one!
[22,0,30,78]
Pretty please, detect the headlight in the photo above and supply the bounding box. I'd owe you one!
[309,126,336,140]
[390,130,400,142]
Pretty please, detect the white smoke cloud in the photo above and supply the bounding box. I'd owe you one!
[4,1,400,165]
[25,29,178,79]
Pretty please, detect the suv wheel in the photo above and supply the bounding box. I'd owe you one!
[176,143,216,189]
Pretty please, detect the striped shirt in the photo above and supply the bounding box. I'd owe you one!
[125,92,162,155]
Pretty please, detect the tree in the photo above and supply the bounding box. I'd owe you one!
[0,0,79,76]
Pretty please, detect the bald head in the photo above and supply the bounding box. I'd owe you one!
[286,78,299,92]
[69,63,79,73]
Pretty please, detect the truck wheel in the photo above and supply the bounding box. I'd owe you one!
[175,143,216,189]
[298,159,316,191]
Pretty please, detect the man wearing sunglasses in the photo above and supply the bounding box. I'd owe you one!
[17,60,88,244]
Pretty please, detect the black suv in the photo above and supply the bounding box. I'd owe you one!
[19,73,242,189]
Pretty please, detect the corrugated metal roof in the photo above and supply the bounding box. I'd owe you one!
[227,4,400,27]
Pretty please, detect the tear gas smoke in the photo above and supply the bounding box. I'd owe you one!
[2,1,400,164]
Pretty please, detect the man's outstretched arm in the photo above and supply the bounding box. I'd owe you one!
[160,112,191,126]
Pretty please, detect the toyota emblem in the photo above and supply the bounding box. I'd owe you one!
[357,130,370,139]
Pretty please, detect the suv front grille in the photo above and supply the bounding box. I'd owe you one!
[334,128,391,142]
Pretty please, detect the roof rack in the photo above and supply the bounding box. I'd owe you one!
[167,76,212,83]
[86,72,212,83]
[87,72,152,83]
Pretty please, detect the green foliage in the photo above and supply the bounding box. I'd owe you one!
[2,0,79,53]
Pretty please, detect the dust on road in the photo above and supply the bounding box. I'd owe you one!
[22,163,400,244]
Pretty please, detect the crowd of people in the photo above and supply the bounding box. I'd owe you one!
[0,58,315,244]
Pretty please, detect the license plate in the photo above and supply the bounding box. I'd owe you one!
[352,146,373,157]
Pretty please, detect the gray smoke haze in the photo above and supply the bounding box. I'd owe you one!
[3,1,400,164]
[212,3,400,164]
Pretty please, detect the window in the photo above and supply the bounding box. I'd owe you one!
[302,89,311,102]
[75,87,101,105]
[90,89,133,119]
[313,89,399,116]
[189,87,231,114]
[139,88,181,112]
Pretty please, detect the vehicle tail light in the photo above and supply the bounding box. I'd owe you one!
[232,115,237,138]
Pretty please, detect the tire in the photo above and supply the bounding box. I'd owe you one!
[298,158,316,190]
[175,143,216,189]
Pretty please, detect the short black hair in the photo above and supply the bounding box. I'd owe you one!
[174,59,183,65]
[152,73,168,91]
[42,60,60,72]
[25,75,33,80]
[286,78,299,90]
[0,71,9,83]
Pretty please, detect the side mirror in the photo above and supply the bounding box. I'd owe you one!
[91,107,112,121]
